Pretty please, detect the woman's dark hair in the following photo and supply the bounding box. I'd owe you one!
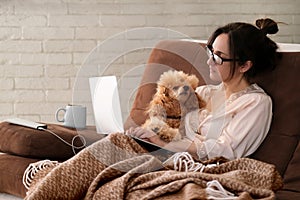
[207,18,279,81]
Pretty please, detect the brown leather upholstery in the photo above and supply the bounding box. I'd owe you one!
[0,123,103,197]
[251,51,300,199]
[125,40,300,199]
[0,154,39,197]
[0,122,102,160]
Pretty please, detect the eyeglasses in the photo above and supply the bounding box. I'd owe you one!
[206,45,238,65]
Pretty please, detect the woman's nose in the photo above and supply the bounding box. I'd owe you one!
[207,56,214,66]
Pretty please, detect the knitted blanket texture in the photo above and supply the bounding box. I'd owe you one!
[24,133,283,200]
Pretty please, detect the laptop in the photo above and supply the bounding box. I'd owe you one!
[89,76,124,134]
[89,76,175,161]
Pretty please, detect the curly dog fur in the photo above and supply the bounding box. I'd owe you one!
[142,70,206,142]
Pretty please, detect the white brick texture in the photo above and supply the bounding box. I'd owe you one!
[0,0,299,123]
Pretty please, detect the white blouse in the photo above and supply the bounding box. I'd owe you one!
[184,83,272,160]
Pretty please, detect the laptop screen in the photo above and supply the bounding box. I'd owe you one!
[89,76,124,134]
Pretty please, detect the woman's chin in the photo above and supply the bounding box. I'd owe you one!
[209,73,222,82]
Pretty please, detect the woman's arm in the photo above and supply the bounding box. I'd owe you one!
[195,93,272,160]
[126,127,200,159]
[149,135,199,158]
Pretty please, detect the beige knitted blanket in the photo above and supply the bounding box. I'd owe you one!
[23,133,283,200]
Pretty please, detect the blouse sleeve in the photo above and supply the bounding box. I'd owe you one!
[195,93,272,160]
[196,85,211,102]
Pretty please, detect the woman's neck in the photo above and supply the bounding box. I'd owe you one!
[223,77,250,98]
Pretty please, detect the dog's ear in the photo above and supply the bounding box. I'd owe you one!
[163,86,169,97]
[157,85,169,97]
[186,74,199,89]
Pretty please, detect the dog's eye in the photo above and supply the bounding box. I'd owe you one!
[173,86,179,91]
[152,127,160,133]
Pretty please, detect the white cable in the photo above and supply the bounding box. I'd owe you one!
[38,127,87,155]
[164,152,220,173]
[165,152,206,172]
[206,180,238,199]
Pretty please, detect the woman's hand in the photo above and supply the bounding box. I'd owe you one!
[126,127,167,147]
[126,127,156,139]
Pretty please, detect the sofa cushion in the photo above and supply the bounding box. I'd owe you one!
[0,153,39,198]
[0,122,103,160]
[275,190,300,200]
[250,134,297,176]
[251,51,300,175]
[253,52,300,137]
[281,141,300,192]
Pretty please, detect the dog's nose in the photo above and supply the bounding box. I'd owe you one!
[183,85,189,91]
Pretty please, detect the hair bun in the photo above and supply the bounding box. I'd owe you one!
[255,18,279,35]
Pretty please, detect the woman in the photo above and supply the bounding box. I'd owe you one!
[127,18,280,160]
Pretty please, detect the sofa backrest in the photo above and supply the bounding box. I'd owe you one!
[250,45,300,193]
[124,40,300,192]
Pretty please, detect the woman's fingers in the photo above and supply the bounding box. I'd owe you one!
[139,129,156,139]
[126,127,156,139]
[125,127,134,135]
[126,127,143,137]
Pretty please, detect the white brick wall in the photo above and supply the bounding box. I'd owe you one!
[0,0,299,125]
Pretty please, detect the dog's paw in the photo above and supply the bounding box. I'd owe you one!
[158,128,181,143]
[158,133,172,143]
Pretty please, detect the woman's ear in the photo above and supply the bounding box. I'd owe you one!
[240,60,253,73]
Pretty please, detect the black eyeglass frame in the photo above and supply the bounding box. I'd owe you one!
[206,45,239,65]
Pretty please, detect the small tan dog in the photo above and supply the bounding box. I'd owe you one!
[142,70,206,142]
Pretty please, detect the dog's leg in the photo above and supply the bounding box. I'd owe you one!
[158,127,181,142]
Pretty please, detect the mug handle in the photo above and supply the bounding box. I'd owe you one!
[55,108,66,122]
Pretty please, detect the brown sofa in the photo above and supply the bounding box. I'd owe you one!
[0,40,299,199]
[125,40,300,199]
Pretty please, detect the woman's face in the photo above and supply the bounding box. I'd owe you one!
[207,33,233,82]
